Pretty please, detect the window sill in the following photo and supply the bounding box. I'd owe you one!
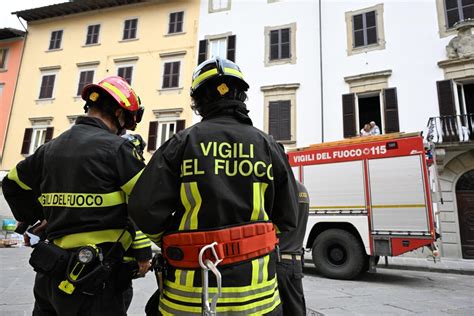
[165,32,186,37]
[157,87,184,94]
[82,43,101,47]
[209,8,231,13]
[46,48,63,53]
[119,38,139,43]
[35,98,55,104]
[348,41,386,56]
[265,57,296,67]
[73,96,82,101]
[0,69,7,73]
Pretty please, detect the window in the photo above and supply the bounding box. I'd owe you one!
[0,48,9,70]
[86,24,100,45]
[168,12,184,34]
[262,83,299,144]
[352,11,377,48]
[198,34,236,64]
[20,123,54,155]
[76,70,94,96]
[345,4,385,55]
[148,119,186,150]
[39,74,56,99]
[264,23,296,66]
[162,61,181,89]
[270,28,290,60]
[445,0,474,28]
[123,19,138,40]
[49,30,63,50]
[209,0,231,13]
[117,66,133,84]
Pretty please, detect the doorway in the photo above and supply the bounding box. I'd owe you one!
[358,95,382,134]
[456,169,474,259]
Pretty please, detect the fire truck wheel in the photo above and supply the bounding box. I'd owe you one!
[312,229,365,280]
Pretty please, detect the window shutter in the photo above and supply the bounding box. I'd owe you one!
[176,119,186,132]
[383,88,400,133]
[45,127,54,143]
[436,80,456,116]
[279,101,291,140]
[342,93,356,138]
[269,102,280,139]
[21,128,33,155]
[227,35,236,62]
[198,40,208,65]
[148,121,158,151]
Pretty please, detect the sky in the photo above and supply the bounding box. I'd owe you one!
[1,0,65,30]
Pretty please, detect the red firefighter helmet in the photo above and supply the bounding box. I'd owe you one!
[81,76,144,130]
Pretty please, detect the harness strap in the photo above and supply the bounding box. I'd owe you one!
[162,222,278,269]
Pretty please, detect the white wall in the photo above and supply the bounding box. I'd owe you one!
[322,0,451,141]
[197,0,321,147]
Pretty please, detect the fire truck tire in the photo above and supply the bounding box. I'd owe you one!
[312,229,365,280]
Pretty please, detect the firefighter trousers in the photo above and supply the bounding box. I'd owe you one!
[276,255,306,316]
[32,269,126,316]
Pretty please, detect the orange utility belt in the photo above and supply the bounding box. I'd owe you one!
[162,222,278,269]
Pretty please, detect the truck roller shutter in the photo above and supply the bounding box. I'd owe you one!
[45,127,54,143]
[147,121,158,151]
[227,35,236,62]
[20,128,33,155]
[383,88,400,133]
[342,93,356,138]
[198,40,207,65]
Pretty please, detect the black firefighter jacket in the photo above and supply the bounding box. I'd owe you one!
[128,100,298,315]
[2,116,145,251]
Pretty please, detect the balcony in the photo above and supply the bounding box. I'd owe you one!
[426,114,474,145]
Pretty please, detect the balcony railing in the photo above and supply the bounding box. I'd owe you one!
[426,114,474,144]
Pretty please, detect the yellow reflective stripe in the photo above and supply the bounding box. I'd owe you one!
[38,191,126,208]
[135,230,146,238]
[185,270,194,287]
[123,256,135,262]
[7,167,32,190]
[132,239,151,249]
[121,169,144,196]
[224,67,244,79]
[191,68,218,89]
[175,269,182,285]
[251,182,269,221]
[102,82,131,107]
[160,282,280,313]
[179,182,202,230]
[251,257,260,286]
[262,254,269,282]
[53,229,132,250]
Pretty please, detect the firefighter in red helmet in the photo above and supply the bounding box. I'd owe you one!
[129,57,299,315]
[3,76,149,316]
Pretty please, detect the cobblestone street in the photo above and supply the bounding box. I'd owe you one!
[1,248,473,315]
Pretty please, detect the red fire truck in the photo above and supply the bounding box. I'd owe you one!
[288,133,438,279]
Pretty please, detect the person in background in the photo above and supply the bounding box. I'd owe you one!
[360,124,371,136]
[369,121,381,135]
[2,76,147,316]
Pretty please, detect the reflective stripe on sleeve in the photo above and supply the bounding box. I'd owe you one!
[7,167,32,190]
[120,169,144,196]
[38,191,126,208]
[53,229,132,250]
[179,182,202,230]
[250,182,269,222]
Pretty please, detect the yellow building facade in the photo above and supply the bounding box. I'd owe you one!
[1,0,199,170]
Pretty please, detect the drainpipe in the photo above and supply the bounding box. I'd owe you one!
[1,17,28,166]
[319,0,324,143]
